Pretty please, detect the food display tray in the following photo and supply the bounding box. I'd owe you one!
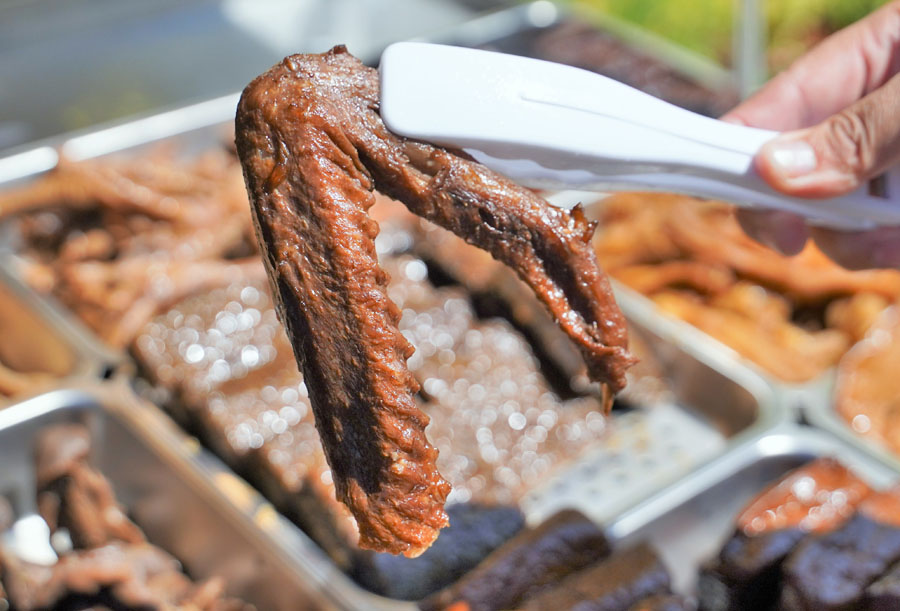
[0,4,832,609]
[0,383,340,611]
[606,422,900,595]
[0,262,123,406]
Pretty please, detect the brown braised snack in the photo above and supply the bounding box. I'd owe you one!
[0,542,248,611]
[735,457,872,536]
[518,542,671,611]
[0,147,258,349]
[780,491,900,611]
[361,503,526,600]
[524,20,738,118]
[234,46,632,555]
[134,240,617,574]
[591,192,900,383]
[34,423,145,549]
[0,285,76,399]
[420,509,609,611]
[698,458,872,611]
[0,423,251,611]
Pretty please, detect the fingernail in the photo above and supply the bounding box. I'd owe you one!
[765,139,817,177]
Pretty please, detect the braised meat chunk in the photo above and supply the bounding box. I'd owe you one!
[234,46,633,555]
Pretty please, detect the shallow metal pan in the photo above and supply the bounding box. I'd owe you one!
[0,382,340,610]
[606,423,900,595]
[0,6,789,607]
[0,109,788,610]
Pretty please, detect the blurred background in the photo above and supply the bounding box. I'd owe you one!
[0,0,890,152]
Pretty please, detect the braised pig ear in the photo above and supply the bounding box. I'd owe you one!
[235,46,633,556]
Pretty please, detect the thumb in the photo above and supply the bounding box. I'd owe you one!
[755,72,900,198]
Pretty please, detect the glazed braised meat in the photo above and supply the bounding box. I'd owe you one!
[234,46,633,556]
[0,148,261,349]
[0,424,250,611]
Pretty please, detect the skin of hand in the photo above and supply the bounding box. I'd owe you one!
[722,0,900,269]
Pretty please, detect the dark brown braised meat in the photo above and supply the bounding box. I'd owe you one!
[420,509,609,611]
[34,423,145,549]
[234,46,633,556]
[698,458,872,611]
[361,503,526,600]
[780,507,900,610]
[0,423,252,611]
[0,541,247,611]
[0,148,260,349]
[518,542,671,611]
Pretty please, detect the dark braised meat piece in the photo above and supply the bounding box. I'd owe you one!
[518,542,671,611]
[34,423,145,549]
[698,458,872,611]
[698,529,806,611]
[780,509,900,611]
[360,503,526,600]
[0,541,250,611]
[0,148,258,349]
[235,45,633,555]
[734,457,872,537]
[0,423,253,611]
[419,509,609,611]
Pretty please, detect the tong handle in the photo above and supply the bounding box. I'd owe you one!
[380,42,900,229]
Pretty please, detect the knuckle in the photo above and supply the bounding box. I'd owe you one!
[823,110,876,178]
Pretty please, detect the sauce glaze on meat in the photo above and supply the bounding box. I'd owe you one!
[234,46,633,556]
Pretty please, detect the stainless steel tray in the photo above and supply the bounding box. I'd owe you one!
[0,262,123,405]
[606,422,900,596]
[0,6,792,608]
[0,382,339,611]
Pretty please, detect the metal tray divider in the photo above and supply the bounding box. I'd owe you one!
[0,261,125,399]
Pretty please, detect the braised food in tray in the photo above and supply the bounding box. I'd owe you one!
[0,127,632,580]
[0,146,262,349]
[591,192,900,383]
[234,46,633,556]
[697,457,900,611]
[0,423,251,611]
[135,210,623,577]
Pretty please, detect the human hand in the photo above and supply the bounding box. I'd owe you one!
[722,1,900,269]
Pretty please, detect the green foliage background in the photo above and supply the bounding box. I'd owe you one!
[567,0,889,72]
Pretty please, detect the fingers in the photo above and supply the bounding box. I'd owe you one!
[723,0,900,131]
[734,208,808,255]
[755,72,900,197]
[810,225,900,269]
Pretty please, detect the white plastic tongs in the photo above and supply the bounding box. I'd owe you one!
[379,42,900,231]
